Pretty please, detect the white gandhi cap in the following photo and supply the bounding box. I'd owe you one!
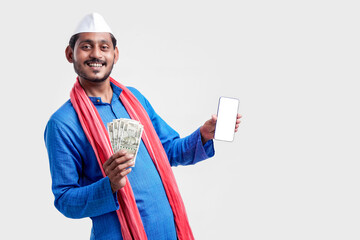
[73,12,113,35]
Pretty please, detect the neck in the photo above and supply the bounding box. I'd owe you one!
[78,77,113,104]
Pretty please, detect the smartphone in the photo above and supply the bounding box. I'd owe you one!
[214,97,239,142]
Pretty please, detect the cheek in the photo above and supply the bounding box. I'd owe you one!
[107,54,117,64]
[73,50,88,62]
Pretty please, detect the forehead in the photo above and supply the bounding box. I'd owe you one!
[76,32,113,45]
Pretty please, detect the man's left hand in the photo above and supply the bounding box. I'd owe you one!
[200,113,242,144]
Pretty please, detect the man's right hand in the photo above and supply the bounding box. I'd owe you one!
[103,150,135,193]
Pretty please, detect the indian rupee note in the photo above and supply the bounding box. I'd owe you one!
[118,120,143,166]
[107,122,114,151]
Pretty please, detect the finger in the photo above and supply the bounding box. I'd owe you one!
[104,153,132,176]
[113,150,128,159]
[108,161,134,179]
[115,157,135,172]
[104,152,127,173]
[207,125,216,134]
[234,120,240,131]
[209,114,217,125]
[237,113,242,119]
[112,167,132,180]
[119,167,132,178]
[103,150,127,168]
[112,168,133,183]
[108,153,134,172]
[209,114,217,129]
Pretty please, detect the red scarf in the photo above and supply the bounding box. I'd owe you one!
[70,77,194,240]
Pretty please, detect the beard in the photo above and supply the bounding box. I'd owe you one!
[73,58,115,83]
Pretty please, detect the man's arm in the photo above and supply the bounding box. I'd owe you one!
[45,119,120,219]
[157,113,241,166]
[127,88,243,166]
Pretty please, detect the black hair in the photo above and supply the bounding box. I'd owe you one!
[68,33,117,49]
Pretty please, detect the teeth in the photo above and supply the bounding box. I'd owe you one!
[89,63,103,67]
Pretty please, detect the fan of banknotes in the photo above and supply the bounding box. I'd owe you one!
[107,119,144,166]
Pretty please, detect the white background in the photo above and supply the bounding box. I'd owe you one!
[1,0,359,239]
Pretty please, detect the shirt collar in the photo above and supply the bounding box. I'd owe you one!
[88,81,124,105]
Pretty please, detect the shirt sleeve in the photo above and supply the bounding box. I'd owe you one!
[128,87,215,166]
[44,119,119,219]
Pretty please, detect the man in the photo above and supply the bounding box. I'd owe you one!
[45,13,241,240]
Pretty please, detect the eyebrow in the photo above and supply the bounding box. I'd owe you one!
[79,39,111,45]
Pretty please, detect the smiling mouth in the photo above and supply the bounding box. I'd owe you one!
[88,63,103,67]
[85,60,106,68]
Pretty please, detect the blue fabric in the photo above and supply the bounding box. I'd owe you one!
[44,82,215,240]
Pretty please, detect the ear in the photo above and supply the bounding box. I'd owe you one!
[65,45,74,63]
[114,47,119,64]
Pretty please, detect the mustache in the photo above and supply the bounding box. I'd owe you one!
[84,58,106,65]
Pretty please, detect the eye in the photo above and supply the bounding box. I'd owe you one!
[81,44,92,50]
[101,45,110,51]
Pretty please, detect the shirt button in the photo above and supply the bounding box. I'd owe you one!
[97,99,100,103]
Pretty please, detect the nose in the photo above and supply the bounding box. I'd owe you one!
[89,45,103,59]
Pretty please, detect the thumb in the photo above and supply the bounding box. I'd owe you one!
[211,114,217,124]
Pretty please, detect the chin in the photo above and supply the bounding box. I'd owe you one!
[78,71,111,83]
[85,76,109,83]
[75,62,114,83]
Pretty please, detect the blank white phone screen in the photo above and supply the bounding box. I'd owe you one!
[214,97,239,142]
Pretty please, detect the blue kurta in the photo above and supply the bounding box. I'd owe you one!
[44,82,215,240]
